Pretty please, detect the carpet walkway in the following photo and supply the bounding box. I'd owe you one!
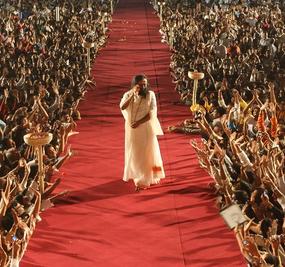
[22,0,245,266]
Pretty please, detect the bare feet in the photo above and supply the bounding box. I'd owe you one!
[135,184,148,192]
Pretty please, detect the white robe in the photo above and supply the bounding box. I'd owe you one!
[120,90,165,187]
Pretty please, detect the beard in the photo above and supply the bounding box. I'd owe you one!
[138,86,147,97]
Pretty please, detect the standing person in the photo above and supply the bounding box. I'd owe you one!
[120,74,165,191]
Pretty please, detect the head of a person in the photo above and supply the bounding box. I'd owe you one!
[211,106,226,120]
[17,115,29,128]
[232,190,249,205]
[277,125,285,138]
[2,138,16,150]
[252,106,260,119]
[45,144,57,159]
[250,188,261,205]
[131,74,149,98]
[260,217,273,238]
[213,125,223,136]
[263,253,280,267]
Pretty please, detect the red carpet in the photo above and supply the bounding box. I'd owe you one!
[22,1,245,266]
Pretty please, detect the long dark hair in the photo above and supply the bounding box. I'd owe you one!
[130,74,150,98]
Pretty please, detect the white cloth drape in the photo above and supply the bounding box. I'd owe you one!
[120,90,165,187]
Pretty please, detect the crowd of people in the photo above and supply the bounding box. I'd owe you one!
[0,0,115,266]
[152,0,285,266]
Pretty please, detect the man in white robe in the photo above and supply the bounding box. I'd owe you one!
[120,74,165,191]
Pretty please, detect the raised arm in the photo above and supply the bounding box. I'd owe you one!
[120,85,140,110]
[268,82,277,107]
[0,236,7,267]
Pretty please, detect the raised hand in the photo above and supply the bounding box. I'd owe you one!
[132,84,140,96]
